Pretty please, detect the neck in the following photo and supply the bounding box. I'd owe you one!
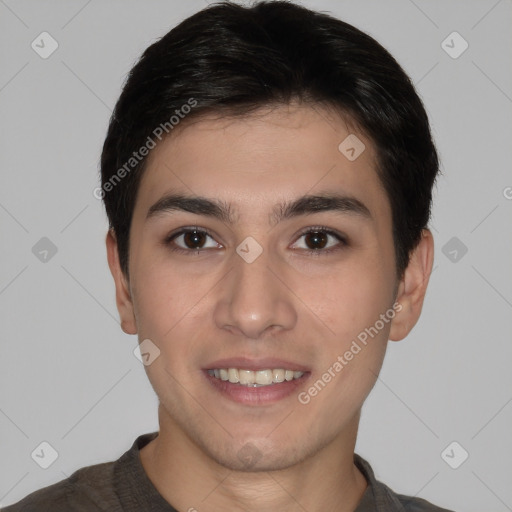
[140,406,367,512]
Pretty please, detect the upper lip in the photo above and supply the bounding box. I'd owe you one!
[204,357,310,372]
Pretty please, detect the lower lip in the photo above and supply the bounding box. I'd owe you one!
[203,371,309,405]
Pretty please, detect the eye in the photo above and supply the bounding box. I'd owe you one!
[164,225,347,256]
[291,227,347,255]
[165,227,222,254]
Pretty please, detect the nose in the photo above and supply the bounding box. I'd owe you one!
[213,245,297,339]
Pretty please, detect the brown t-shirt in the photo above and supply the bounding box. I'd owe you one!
[2,432,454,511]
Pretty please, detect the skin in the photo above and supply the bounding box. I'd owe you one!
[106,104,434,512]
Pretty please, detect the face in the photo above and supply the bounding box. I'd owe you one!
[108,104,430,472]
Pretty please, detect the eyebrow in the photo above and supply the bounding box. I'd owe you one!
[146,192,372,225]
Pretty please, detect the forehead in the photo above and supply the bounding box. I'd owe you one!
[135,104,389,224]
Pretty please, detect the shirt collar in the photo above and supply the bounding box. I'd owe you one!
[354,453,407,511]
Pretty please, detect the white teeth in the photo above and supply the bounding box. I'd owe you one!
[272,369,285,383]
[228,368,239,383]
[238,369,254,385]
[209,368,304,387]
[255,369,273,385]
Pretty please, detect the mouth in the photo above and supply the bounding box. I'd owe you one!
[207,368,304,387]
[203,358,310,405]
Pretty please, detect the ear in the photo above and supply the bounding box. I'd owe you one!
[106,230,137,335]
[389,229,434,341]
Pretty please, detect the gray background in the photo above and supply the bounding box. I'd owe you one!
[0,0,511,510]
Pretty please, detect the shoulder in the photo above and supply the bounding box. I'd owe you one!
[1,460,119,512]
[394,492,455,511]
[354,454,455,512]
[371,484,455,512]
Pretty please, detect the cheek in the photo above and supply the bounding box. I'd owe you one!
[130,266,202,391]
[298,271,392,420]
[130,254,221,379]
[130,260,194,342]
[303,258,394,345]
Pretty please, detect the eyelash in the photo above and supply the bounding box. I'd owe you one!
[164,225,347,257]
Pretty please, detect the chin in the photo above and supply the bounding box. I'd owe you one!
[200,435,315,473]
[212,449,299,473]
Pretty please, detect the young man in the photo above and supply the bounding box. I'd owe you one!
[3,1,454,511]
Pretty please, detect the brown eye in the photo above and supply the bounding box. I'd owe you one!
[291,227,347,255]
[166,227,222,254]
[304,231,329,250]
[182,230,208,249]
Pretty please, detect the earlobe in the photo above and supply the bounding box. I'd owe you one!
[389,229,434,341]
[106,230,138,335]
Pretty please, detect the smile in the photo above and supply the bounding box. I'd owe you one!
[207,368,304,387]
